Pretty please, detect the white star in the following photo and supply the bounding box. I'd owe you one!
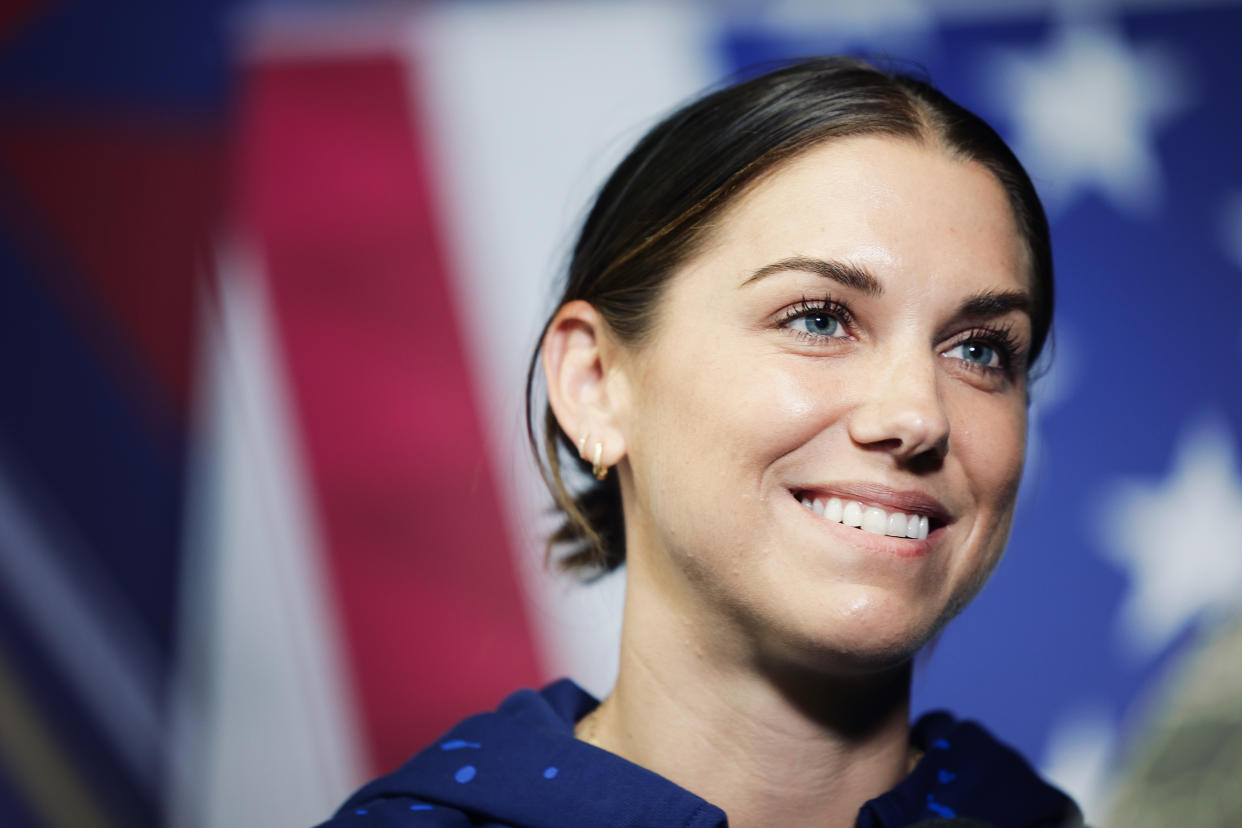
[1095,416,1242,660]
[986,26,1189,216]
[1040,708,1118,827]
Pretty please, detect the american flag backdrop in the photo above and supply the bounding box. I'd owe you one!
[0,1,1240,826]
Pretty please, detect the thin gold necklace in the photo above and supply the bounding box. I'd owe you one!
[574,707,605,749]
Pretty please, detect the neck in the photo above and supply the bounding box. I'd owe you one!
[578,560,915,828]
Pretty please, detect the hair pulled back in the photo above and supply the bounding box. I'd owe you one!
[526,56,1052,577]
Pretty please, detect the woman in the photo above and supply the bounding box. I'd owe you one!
[322,57,1082,827]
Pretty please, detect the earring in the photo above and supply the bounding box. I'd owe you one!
[591,441,608,481]
[577,433,590,459]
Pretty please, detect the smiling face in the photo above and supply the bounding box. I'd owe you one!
[607,135,1032,674]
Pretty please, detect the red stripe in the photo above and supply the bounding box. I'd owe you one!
[237,52,542,772]
[0,116,221,419]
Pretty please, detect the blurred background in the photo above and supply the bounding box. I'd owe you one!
[1,0,1240,826]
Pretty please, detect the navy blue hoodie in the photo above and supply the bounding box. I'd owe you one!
[318,680,1082,828]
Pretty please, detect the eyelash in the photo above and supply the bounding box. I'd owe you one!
[778,295,855,343]
[778,296,1027,377]
[949,321,1024,377]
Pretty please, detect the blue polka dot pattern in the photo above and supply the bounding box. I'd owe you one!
[920,736,960,820]
[321,684,1079,826]
[440,739,481,751]
[925,795,956,818]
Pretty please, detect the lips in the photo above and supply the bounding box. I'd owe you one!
[791,483,951,541]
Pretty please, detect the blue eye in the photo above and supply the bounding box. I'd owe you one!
[946,340,1000,368]
[786,311,844,338]
[778,297,855,344]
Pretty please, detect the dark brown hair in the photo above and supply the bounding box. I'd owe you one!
[526,56,1052,577]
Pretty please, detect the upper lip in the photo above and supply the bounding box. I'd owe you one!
[791,482,953,525]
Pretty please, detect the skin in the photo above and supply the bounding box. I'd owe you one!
[544,135,1032,828]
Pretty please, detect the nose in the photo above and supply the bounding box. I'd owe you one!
[847,350,950,466]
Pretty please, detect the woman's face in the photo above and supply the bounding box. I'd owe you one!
[609,135,1032,674]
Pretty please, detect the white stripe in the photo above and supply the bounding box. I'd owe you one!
[0,445,164,791]
[165,236,367,828]
[412,3,720,698]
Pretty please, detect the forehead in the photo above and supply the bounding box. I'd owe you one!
[685,135,1028,299]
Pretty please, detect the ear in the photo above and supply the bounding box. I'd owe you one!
[542,300,628,470]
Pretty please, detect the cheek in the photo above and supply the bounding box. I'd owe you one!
[626,349,835,535]
[951,392,1027,504]
[638,340,819,451]
[946,393,1027,608]
[695,359,845,489]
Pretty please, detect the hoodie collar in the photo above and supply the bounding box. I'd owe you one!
[342,680,725,828]
[341,681,1079,828]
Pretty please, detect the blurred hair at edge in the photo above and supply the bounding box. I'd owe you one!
[527,55,1051,580]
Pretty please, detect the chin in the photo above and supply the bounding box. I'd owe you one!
[759,587,947,678]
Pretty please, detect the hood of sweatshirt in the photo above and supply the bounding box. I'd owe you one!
[320,680,1081,828]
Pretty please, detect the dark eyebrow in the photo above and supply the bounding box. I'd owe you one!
[958,289,1032,320]
[741,256,882,296]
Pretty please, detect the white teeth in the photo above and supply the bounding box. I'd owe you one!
[861,507,888,535]
[842,501,863,527]
[800,493,935,541]
[886,512,908,537]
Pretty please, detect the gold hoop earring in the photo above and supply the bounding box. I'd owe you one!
[577,433,590,459]
[591,441,608,481]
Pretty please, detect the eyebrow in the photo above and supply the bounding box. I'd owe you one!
[742,256,1032,321]
[957,289,1032,320]
[741,256,882,296]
